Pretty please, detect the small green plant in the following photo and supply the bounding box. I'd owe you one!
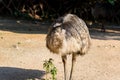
[43,58,57,80]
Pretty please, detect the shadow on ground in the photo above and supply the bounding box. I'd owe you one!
[87,22,120,40]
[0,67,45,80]
[0,17,120,40]
[0,17,50,34]
[89,27,120,40]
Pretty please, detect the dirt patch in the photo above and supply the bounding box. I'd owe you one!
[0,17,120,80]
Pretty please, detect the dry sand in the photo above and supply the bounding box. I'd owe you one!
[0,18,120,80]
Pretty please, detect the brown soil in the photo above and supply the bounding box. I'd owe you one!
[0,17,120,80]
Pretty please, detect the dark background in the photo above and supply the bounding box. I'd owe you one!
[0,0,119,22]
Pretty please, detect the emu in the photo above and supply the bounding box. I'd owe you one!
[46,14,91,80]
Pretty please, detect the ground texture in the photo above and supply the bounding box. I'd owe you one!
[0,17,120,80]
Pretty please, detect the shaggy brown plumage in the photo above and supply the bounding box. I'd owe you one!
[46,14,91,80]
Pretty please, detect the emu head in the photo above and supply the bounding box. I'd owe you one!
[47,16,66,40]
[52,17,63,33]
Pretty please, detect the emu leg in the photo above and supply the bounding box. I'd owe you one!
[69,54,77,80]
[62,55,67,80]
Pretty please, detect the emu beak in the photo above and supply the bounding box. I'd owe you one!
[53,23,62,27]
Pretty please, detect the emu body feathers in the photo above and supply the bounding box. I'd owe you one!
[46,14,91,80]
[46,14,90,55]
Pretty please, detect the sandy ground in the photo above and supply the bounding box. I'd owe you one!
[0,17,120,80]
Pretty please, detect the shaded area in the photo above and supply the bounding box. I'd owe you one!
[0,67,45,80]
[0,17,120,40]
[89,26,120,40]
[0,17,50,34]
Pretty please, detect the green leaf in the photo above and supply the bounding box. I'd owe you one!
[108,0,115,5]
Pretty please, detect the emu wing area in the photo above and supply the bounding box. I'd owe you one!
[63,18,90,55]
